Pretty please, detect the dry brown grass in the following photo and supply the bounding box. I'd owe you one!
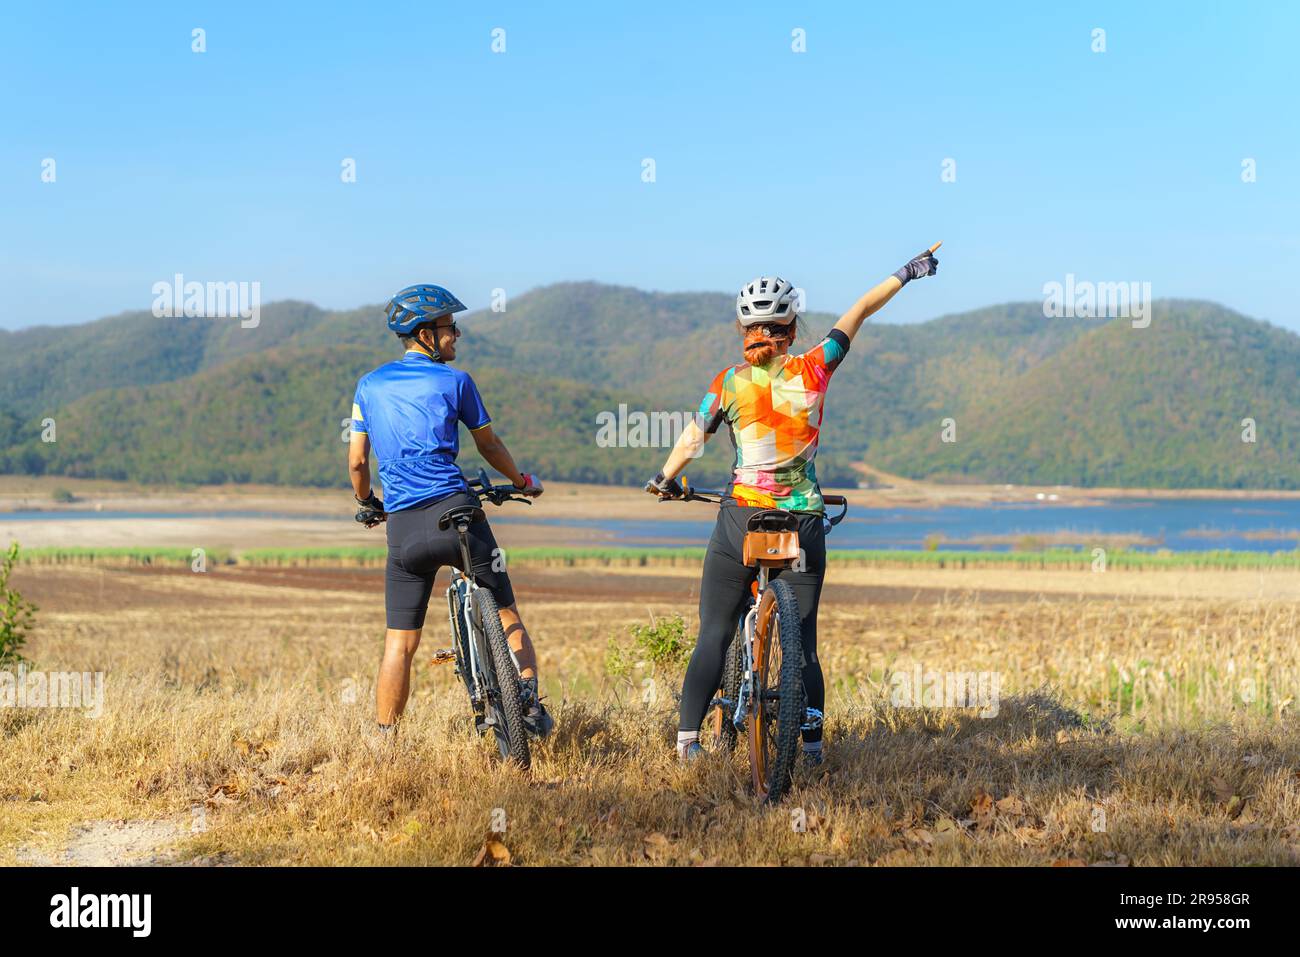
[3,564,1299,866]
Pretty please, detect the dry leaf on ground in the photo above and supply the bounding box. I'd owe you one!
[471,837,512,867]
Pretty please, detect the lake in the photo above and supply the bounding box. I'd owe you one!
[486,499,1300,552]
[7,499,1298,552]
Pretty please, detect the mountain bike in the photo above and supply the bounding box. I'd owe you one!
[667,478,848,803]
[358,468,535,769]
[432,469,537,768]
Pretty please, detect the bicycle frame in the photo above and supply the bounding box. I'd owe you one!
[448,570,527,728]
[447,573,489,710]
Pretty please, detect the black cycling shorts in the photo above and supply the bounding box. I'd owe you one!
[384,491,516,630]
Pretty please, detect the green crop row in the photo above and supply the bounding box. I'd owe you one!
[16,544,1300,571]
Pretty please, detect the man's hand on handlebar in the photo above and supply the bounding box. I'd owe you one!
[513,472,544,497]
[645,472,684,500]
[354,492,386,528]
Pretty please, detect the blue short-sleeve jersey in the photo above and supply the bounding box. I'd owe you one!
[351,351,491,512]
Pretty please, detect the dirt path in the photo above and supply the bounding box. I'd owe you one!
[16,818,187,867]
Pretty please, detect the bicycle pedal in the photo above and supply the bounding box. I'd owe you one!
[801,707,824,731]
[430,649,456,665]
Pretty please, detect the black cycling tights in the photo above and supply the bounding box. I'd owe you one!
[679,502,826,744]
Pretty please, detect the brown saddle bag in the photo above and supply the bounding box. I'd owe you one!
[742,529,801,567]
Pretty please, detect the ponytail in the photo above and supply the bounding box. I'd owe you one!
[741,317,797,366]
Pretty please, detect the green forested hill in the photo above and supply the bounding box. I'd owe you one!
[872,301,1300,488]
[0,345,711,487]
[465,286,1113,480]
[0,301,330,423]
[0,286,1295,489]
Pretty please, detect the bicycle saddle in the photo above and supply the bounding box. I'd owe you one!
[437,505,486,531]
[746,509,798,533]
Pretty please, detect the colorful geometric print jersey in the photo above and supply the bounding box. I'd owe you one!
[693,329,850,513]
[351,350,492,513]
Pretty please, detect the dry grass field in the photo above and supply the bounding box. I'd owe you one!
[4,558,1300,867]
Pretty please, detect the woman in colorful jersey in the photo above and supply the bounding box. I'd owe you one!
[647,246,941,763]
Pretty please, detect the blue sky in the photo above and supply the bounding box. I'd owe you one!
[2,1,1297,331]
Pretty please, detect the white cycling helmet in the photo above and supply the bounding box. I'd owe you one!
[736,276,798,326]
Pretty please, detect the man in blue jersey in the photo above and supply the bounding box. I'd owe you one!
[348,283,553,737]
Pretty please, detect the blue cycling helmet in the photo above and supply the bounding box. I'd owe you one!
[385,283,467,335]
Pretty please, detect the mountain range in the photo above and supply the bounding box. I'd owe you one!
[1,284,1295,490]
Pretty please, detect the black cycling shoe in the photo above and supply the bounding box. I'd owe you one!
[801,747,825,767]
[519,677,555,739]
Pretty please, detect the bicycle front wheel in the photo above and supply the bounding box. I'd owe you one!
[471,588,531,770]
[748,578,804,803]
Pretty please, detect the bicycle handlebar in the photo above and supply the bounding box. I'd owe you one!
[356,468,534,527]
[661,477,850,527]
[822,495,849,527]
[465,467,535,507]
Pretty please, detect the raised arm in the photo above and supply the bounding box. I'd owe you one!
[833,242,942,344]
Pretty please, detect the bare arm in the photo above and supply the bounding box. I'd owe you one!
[470,424,527,488]
[833,276,905,343]
[348,431,372,500]
[833,241,943,344]
[658,420,711,482]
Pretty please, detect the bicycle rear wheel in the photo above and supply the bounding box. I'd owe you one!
[748,578,804,803]
[471,588,531,770]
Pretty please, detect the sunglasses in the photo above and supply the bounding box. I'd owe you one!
[434,319,460,336]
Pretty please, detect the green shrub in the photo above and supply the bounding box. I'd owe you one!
[604,636,635,680]
[604,614,692,682]
[51,487,76,504]
[1,542,37,668]
[629,615,691,667]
